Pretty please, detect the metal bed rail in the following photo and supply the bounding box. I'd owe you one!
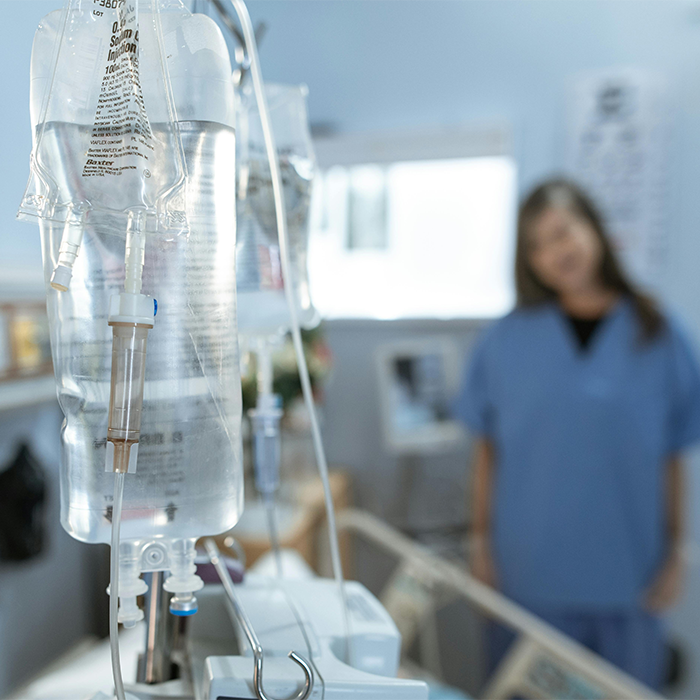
[337,509,662,700]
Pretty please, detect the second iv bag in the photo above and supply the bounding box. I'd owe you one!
[18,1,243,549]
[236,83,320,335]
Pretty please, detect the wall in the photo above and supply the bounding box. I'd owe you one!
[322,319,483,532]
[0,405,105,696]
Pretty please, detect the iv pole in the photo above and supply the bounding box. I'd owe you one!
[208,0,285,577]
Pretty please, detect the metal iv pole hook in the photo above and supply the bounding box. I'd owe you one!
[204,539,314,700]
[253,648,314,700]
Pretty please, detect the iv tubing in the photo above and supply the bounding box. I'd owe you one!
[110,472,127,700]
[256,342,274,397]
[264,494,283,577]
[125,215,146,295]
[107,214,151,696]
[230,0,350,654]
[254,343,282,575]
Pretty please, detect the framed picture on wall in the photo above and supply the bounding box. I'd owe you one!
[376,338,466,455]
[0,302,52,381]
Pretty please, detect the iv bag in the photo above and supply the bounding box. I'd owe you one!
[236,83,320,336]
[19,1,243,547]
[20,1,189,234]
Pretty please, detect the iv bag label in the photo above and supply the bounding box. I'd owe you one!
[82,4,154,178]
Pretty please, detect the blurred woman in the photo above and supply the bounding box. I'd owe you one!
[454,179,700,688]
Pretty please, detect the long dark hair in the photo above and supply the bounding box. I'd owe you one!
[515,178,663,341]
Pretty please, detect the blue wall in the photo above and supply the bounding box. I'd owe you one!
[7,1,700,321]
[237,0,700,324]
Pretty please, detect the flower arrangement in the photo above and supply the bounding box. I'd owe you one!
[241,326,332,415]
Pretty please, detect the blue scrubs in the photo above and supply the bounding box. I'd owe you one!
[454,299,700,685]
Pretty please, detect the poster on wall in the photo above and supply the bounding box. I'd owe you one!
[566,69,670,289]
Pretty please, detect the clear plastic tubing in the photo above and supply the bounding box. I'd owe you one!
[110,472,127,700]
[250,343,281,496]
[50,207,85,292]
[108,215,153,700]
[229,0,350,657]
[250,372,283,576]
[250,400,282,495]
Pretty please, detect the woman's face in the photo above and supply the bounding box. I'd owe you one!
[526,205,604,297]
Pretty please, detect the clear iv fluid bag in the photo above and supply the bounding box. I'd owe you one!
[236,84,320,336]
[20,1,243,545]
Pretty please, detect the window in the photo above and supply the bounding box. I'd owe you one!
[308,153,517,320]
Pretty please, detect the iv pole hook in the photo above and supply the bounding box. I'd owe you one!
[204,539,314,700]
[208,0,267,86]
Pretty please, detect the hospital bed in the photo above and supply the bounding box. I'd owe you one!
[337,510,663,700]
